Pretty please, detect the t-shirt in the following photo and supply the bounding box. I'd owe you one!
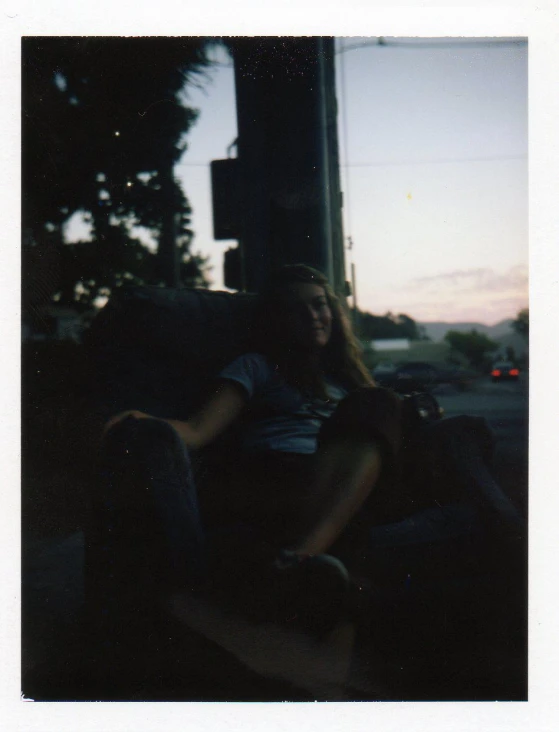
[219,352,348,454]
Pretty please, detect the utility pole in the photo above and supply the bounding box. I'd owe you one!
[228,37,346,297]
[351,261,360,333]
[158,160,180,288]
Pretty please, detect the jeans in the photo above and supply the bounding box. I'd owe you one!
[95,416,207,595]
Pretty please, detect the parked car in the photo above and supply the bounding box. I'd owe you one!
[371,361,396,380]
[373,361,439,393]
[435,364,477,391]
[491,361,520,382]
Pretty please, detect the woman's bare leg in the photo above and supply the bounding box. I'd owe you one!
[290,438,383,556]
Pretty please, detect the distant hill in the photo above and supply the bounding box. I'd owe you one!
[420,319,515,343]
[419,318,527,360]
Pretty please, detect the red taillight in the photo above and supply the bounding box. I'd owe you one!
[492,369,501,377]
[510,368,519,376]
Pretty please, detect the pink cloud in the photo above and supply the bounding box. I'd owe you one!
[409,265,528,296]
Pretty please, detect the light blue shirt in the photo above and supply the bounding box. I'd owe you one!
[219,352,348,454]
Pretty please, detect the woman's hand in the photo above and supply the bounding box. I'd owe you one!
[103,409,152,436]
[101,381,247,448]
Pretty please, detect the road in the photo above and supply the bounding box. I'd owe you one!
[433,375,528,514]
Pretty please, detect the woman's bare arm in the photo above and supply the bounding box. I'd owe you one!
[104,380,248,450]
[166,381,247,449]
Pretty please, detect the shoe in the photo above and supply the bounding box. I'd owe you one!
[210,548,351,638]
[272,550,351,635]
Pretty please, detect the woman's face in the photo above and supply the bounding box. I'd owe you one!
[279,282,333,350]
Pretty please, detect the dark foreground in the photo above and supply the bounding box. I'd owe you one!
[21,378,528,702]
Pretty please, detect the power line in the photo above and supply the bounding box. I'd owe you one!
[336,37,527,54]
[174,154,526,171]
[175,162,211,168]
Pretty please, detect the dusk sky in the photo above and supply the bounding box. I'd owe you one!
[176,38,528,325]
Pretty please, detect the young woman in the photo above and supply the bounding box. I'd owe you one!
[101,264,521,632]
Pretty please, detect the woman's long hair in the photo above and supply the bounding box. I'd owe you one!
[254,264,374,397]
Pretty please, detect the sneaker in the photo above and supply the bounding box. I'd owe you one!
[210,547,351,637]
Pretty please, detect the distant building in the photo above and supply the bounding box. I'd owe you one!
[370,338,410,352]
[362,338,457,368]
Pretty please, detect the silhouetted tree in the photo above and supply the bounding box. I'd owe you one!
[511,308,529,341]
[22,36,214,315]
[357,310,423,341]
[395,313,422,340]
[505,346,517,363]
[444,329,499,371]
